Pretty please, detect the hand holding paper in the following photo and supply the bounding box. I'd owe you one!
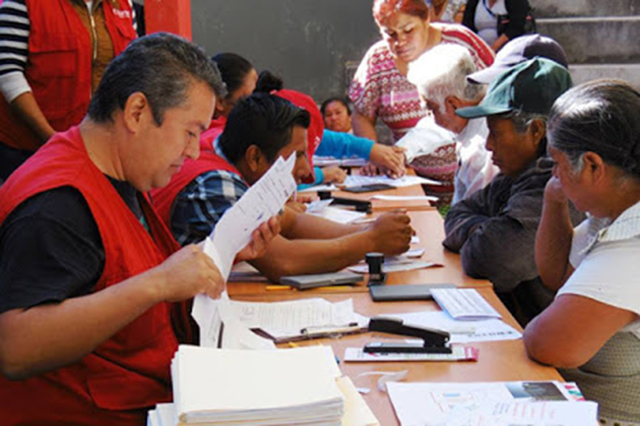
[234,215,282,262]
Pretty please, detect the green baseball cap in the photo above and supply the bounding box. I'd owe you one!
[456,57,573,119]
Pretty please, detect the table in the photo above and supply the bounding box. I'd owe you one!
[232,288,561,425]
[227,209,490,296]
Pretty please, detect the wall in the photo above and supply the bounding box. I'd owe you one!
[191,0,381,103]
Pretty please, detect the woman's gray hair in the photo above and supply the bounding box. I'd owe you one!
[407,44,485,113]
[89,33,227,125]
[547,79,640,178]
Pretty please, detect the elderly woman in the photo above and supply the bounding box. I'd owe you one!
[525,80,640,424]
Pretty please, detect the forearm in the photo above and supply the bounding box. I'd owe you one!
[10,92,56,145]
[535,198,574,291]
[351,111,378,142]
[281,208,363,240]
[459,218,540,292]
[318,130,375,160]
[491,34,509,52]
[249,232,377,281]
[0,268,165,380]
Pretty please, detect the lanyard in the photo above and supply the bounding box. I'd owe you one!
[482,0,496,18]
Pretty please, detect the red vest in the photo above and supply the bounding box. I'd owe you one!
[0,127,182,425]
[151,151,242,228]
[0,0,136,151]
[200,115,227,152]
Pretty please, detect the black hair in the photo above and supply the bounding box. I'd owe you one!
[320,96,352,116]
[88,33,226,125]
[547,79,640,178]
[211,52,253,99]
[254,70,284,93]
[219,92,311,164]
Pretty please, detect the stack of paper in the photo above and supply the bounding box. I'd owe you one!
[431,288,501,320]
[170,345,345,426]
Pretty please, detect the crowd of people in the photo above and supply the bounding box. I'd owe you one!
[0,0,638,425]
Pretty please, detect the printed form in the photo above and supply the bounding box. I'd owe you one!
[192,154,297,348]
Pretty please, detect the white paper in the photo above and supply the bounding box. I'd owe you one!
[370,194,438,202]
[344,174,441,188]
[211,154,296,279]
[308,205,367,224]
[349,260,438,274]
[298,183,338,193]
[226,298,367,340]
[380,311,522,343]
[431,288,502,320]
[387,381,574,426]
[444,401,599,426]
[193,155,297,347]
[305,198,334,213]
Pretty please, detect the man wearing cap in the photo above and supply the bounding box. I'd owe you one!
[407,44,499,205]
[443,57,582,325]
[467,34,569,85]
[152,92,413,282]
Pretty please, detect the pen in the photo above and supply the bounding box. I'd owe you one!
[266,285,292,291]
[300,322,361,335]
[311,285,355,291]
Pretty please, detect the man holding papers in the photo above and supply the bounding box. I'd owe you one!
[153,93,413,282]
[0,34,279,425]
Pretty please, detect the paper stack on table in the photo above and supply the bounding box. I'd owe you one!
[147,345,379,426]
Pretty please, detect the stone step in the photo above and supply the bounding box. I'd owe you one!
[569,63,640,88]
[536,16,640,63]
[532,0,639,18]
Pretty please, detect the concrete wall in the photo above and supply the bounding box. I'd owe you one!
[191,0,380,102]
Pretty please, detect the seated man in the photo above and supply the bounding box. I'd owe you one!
[153,93,413,282]
[443,58,581,325]
[407,44,499,205]
[0,34,277,425]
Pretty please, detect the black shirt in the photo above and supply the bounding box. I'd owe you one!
[0,178,143,313]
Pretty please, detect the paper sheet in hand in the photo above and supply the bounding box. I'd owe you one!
[192,155,296,348]
[210,154,296,279]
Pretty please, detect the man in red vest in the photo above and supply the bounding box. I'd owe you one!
[152,92,414,282]
[0,33,278,425]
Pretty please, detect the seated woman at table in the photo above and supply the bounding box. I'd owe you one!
[524,80,640,424]
[321,96,353,134]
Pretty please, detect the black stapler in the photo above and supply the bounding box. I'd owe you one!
[317,190,372,213]
[365,317,451,354]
